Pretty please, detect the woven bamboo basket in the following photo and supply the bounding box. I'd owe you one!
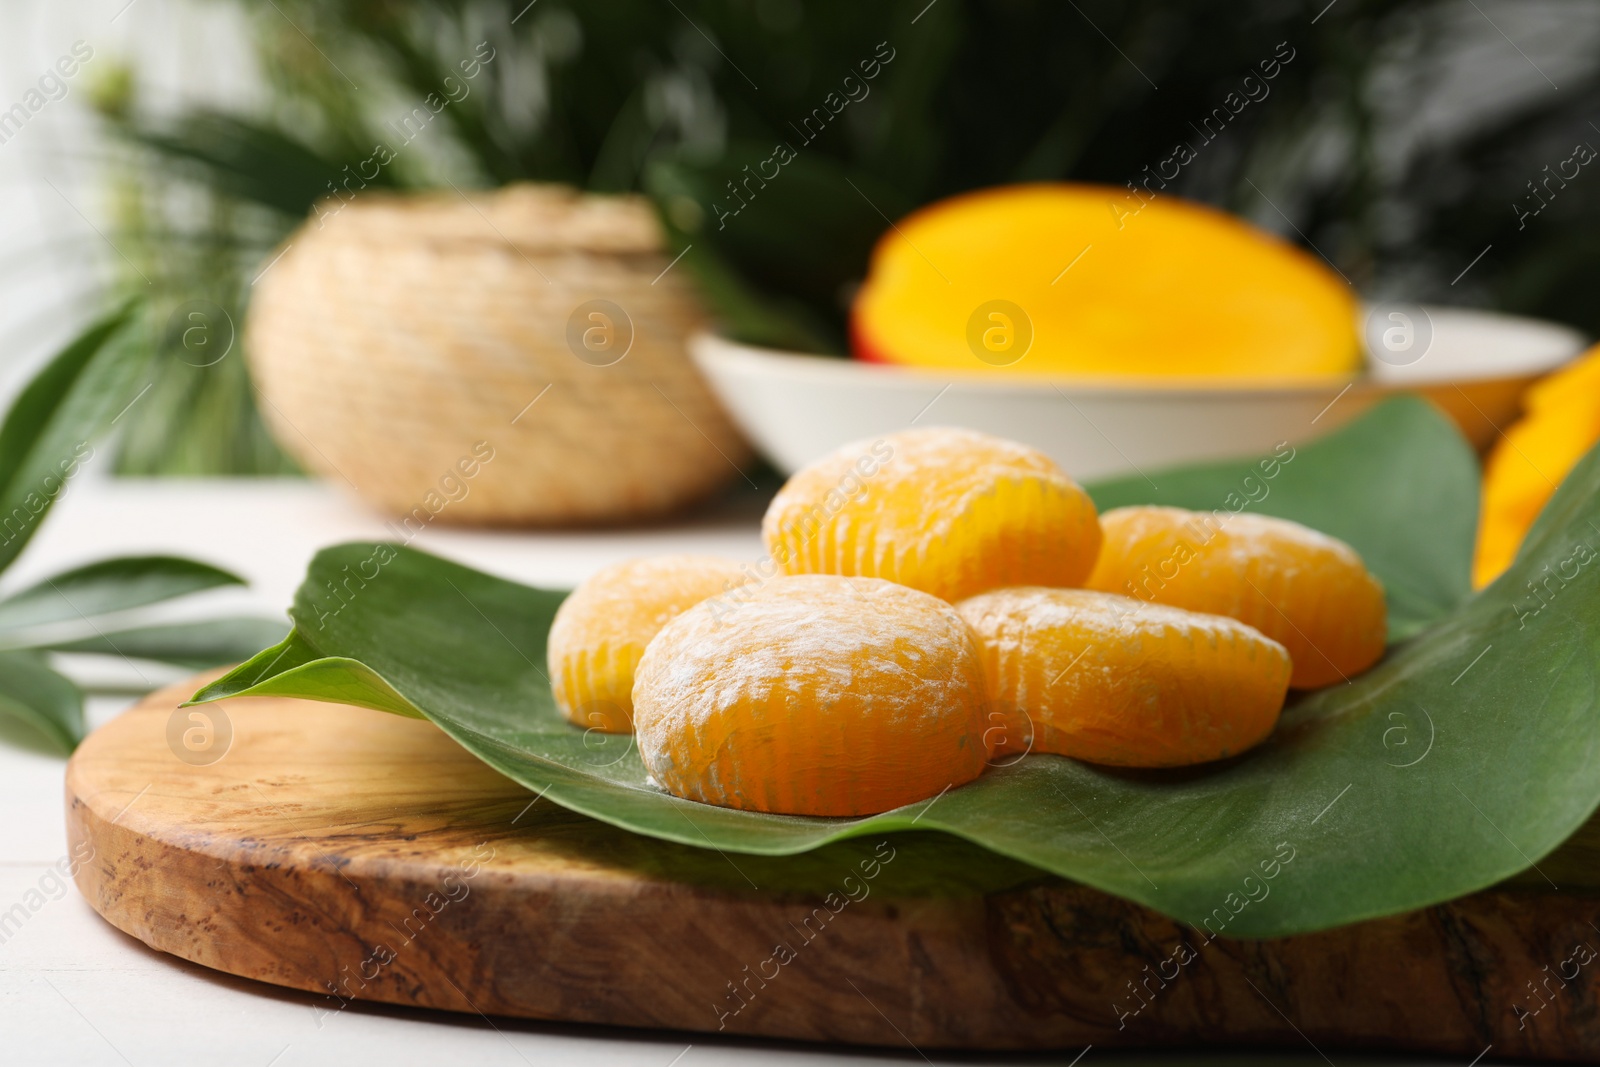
[246,184,752,525]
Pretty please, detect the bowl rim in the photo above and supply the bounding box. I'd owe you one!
[692,304,1588,400]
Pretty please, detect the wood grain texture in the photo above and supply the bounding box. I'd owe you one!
[66,677,1600,1058]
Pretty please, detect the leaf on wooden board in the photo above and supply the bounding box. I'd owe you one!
[182,398,1595,938]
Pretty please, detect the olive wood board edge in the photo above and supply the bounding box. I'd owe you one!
[65,677,1600,1059]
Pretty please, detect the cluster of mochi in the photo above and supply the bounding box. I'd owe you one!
[547,427,1386,817]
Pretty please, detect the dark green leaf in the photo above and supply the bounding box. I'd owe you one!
[121,111,380,219]
[0,651,84,754]
[186,398,1586,937]
[110,333,301,477]
[0,556,249,634]
[0,302,141,572]
[646,148,914,353]
[1089,397,1478,640]
[31,617,289,670]
[646,162,837,353]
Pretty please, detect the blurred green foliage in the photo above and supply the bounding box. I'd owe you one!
[0,304,288,753]
[94,0,1600,472]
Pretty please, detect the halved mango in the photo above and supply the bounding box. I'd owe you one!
[850,183,1359,381]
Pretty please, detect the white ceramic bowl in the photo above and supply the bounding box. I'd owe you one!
[691,306,1587,480]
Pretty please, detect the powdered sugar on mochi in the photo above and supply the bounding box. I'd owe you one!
[569,556,751,625]
[958,586,1290,761]
[961,586,1271,656]
[764,427,1080,544]
[1212,512,1364,578]
[960,588,1282,716]
[548,554,751,646]
[632,574,983,746]
[546,554,754,725]
[1106,505,1362,581]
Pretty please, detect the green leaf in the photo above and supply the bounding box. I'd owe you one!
[0,651,84,753]
[120,110,378,219]
[652,144,910,323]
[189,397,1588,937]
[0,556,249,634]
[645,161,837,353]
[1088,396,1479,640]
[29,617,289,670]
[0,302,142,572]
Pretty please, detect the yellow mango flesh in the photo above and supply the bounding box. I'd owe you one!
[851,182,1360,381]
[1474,342,1600,588]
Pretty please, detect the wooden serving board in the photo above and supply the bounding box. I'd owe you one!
[67,677,1600,1059]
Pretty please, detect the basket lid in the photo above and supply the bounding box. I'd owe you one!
[307,183,664,254]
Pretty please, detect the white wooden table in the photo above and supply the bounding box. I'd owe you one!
[0,475,1480,1065]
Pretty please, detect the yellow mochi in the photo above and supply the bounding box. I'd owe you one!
[762,427,1102,603]
[632,575,989,816]
[1087,505,1386,689]
[547,555,749,732]
[958,587,1291,767]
